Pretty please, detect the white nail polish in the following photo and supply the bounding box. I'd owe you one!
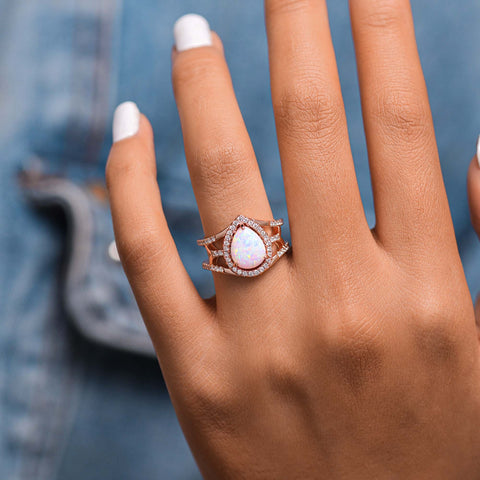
[173,14,212,52]
[113,101,140,143]
[477,135,480,168]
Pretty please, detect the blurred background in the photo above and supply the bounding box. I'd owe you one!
[1,1,480,479]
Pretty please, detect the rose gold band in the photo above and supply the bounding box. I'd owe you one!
[197,215,290,277]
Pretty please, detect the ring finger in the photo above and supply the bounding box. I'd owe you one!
[172,15,276,296]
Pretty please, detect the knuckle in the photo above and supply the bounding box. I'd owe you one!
[263,348,308,401]
[413,286,451,324]
[408,273,476,364]
[191,141,254,191]
[178,341,244,435]
[183,374,241,435]
[357,0,405,30]
[265,0,315,16]
[413,320,460,365]
[373,88,431,142]
[172,51,223,92]
[329,339,384,392]
[407,285,466,364]
[412,288,458,334]
[117,228,165,279]
[334,303,382,346]
[322,303,386,391]
[274,83,344,142]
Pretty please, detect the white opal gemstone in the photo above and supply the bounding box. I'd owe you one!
[230,226,266,270]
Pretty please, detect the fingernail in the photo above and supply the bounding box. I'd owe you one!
[173,14,212,52]
[113,101,140,143]
[477,135,480,168]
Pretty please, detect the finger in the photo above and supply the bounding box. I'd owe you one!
[265,0,373,269]
[106,102,211,361]
[350,0,455,256]
[172,15,285,299]
[467,144,480,236]
[172,15,272,239]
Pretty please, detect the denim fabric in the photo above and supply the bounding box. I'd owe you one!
[19,172,156,357]
[1,0,480,479]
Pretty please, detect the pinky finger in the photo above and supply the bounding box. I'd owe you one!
[467,140,480,236]
[106,102,212,362]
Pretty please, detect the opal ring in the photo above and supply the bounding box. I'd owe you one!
[197,215,290,277]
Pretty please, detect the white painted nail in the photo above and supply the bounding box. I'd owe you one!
[108,241,121,262]
[477,135,480,168]
[174,14,212,52]
[113,101,140,143]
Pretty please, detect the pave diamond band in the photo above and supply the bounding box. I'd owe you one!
[197,215,290,277]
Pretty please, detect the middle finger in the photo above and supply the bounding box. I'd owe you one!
[265,0,373,270]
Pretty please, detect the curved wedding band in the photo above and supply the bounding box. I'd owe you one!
[197,215,290,277]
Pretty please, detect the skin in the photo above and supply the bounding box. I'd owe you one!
[106,0,480,478]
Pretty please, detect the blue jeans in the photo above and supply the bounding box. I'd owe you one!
[1,0,479,478]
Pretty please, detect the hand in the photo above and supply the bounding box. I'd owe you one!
[106,3,480,479]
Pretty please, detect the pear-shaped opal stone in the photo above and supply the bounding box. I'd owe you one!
[230,226,266,270]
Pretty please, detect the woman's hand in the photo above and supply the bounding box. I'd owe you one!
[106,3,480,478]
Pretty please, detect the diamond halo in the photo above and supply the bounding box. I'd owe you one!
[197,215,290,278]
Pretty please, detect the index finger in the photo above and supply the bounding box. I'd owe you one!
[106,103,212,360]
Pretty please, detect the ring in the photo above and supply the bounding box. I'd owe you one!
[197,215,290,277]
